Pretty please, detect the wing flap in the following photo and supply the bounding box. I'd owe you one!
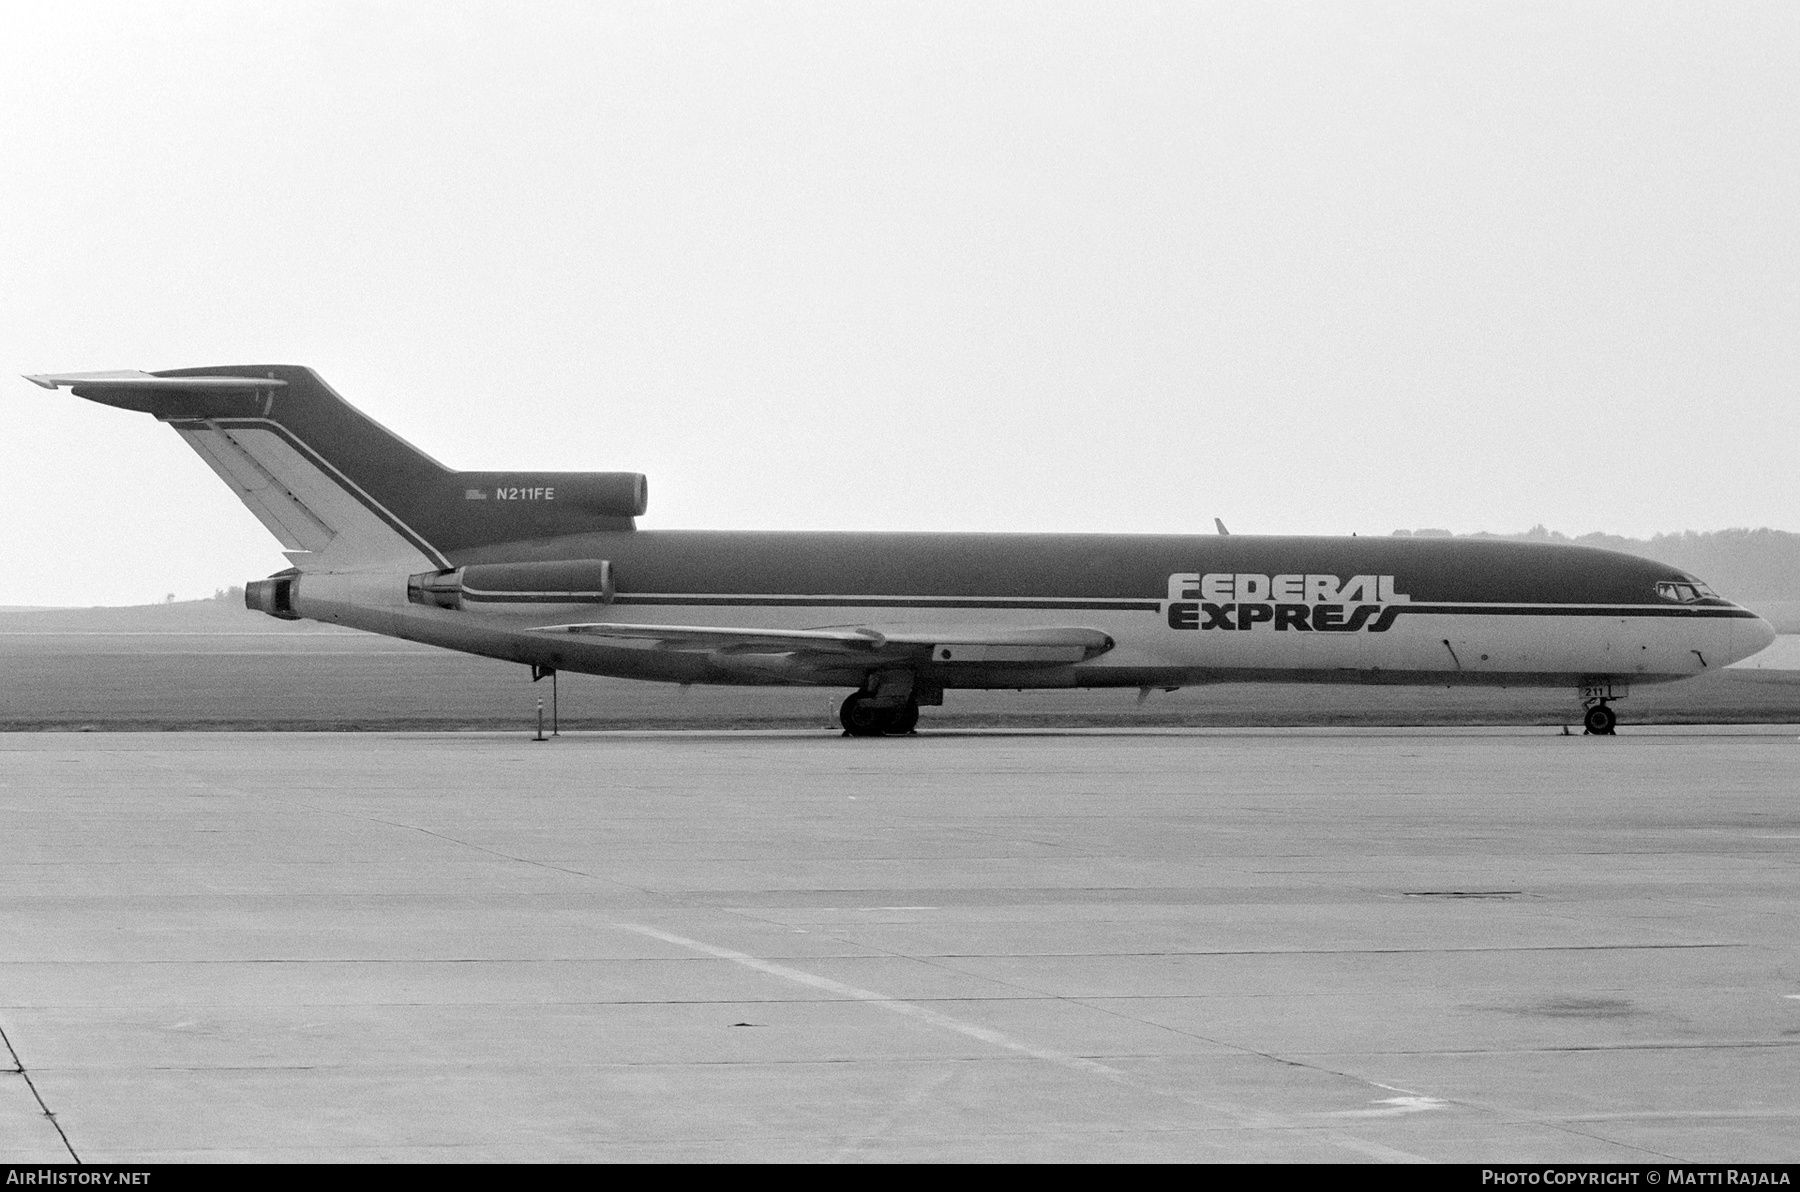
[532,622,885,655]
[531,621,1113,663]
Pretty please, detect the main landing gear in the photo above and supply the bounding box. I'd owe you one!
[839,692,920,737]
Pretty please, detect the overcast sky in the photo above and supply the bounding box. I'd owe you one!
[2,1,1796,606]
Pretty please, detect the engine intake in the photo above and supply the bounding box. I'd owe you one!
[408,559,615,611]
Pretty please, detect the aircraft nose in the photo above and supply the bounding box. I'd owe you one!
[1734,613,1778,663]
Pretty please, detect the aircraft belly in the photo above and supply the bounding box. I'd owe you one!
[285,591,1742,691]
[1395,611,1724,679]
[1146,608,1725,682]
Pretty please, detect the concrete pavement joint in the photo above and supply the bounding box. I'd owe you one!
[854,930,1754,1157]
[616,921,1428,1163]
[260,792,653,893]
[0,1021,79,1163]
[134,753,644,892]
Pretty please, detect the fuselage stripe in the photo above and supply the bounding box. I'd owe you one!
[1376,604,1759,619]
[610,595,1165,611]
[606,594,1758,618]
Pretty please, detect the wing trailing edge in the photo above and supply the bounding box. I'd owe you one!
[530,622,1115,663]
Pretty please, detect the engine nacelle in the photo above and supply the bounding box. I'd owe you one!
[455,471,647,519]
[244,574,301,620]
[407,559,615,612]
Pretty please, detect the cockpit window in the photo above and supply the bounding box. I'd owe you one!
[1655,580,1718,603]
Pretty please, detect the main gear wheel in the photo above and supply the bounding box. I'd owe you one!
[839,692,919,737]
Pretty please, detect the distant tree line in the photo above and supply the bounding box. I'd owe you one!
[1390,527,1800,601]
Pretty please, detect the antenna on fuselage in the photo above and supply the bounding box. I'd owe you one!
[1214,518,1230,536]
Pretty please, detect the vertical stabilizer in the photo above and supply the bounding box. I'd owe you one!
[26,366,647,570]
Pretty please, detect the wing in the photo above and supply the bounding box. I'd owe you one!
[529,621,1115,663]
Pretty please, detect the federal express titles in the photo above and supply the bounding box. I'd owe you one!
[1164,571,1411,634]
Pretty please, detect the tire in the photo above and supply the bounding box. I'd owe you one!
[882,701,920,736]
[839,693,887,737]
[1583,703,1617,736]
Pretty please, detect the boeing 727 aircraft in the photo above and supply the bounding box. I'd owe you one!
[27,366,1776,735]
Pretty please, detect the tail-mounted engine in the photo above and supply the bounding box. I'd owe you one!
[244,574,301,620]
[407,559,615,612]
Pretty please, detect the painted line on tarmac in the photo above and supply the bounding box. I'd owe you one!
[1329,1094,1451,1118]
[616,921,1124,1078]
[615,921,1426,1163]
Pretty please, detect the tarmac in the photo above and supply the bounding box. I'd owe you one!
[2,726,1797,1163]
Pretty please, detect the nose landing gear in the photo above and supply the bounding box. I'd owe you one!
[1582,701,1617,736]
[1578,679,1625,736]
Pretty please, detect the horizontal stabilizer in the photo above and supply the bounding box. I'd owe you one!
[26,371,286,392]
[531,621,1114,663]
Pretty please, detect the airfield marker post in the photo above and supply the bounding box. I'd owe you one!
[534,696,546,743]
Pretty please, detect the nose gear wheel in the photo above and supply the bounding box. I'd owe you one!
[1582,703,1617,736]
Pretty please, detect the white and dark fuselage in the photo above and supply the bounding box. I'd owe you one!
[28,365,1775,726]
[297,529,1766,696]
